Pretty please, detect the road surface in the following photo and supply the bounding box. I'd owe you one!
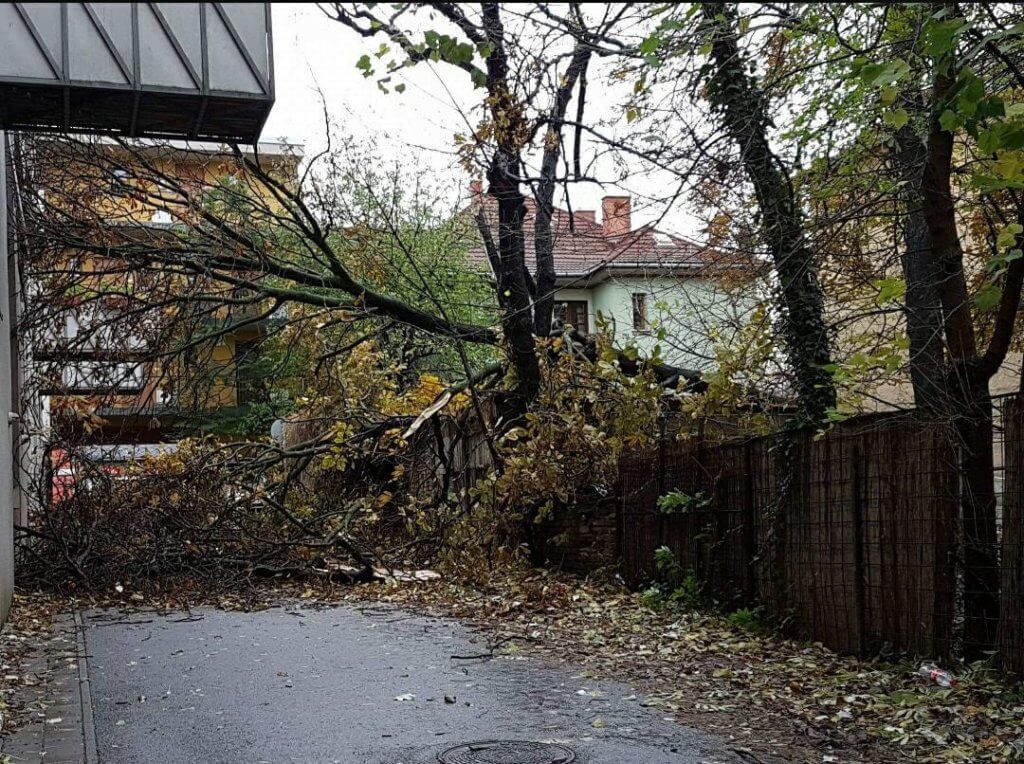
[79,604,741,763]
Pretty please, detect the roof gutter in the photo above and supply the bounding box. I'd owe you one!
[554,262,713,288]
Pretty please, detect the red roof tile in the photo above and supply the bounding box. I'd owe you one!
[465,194,730,283]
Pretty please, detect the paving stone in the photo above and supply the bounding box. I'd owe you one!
[1,614,91,764]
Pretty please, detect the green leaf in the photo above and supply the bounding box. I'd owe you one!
[991,151,1024,185]
[997,223,1024,250]
[979,126,1001,154]
[640,34,661,55]
[826,408,851,423]
[858,59,910,88]
[924,18,970,57]
[470,68,488,88]
[984,123,1024,153]
[394,83,406,94]
[356,54,372,76]
[879,86,898,107]
[939,109,960,132]
[986,248,1023,274]
[873,277,906,306]
[626,107,641,123]
[883,109,909,130]
[974,283,1002,312]
[956,69,985,116]
[975,96,1005,121]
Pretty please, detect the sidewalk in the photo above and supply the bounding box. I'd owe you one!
[1,612,95,764]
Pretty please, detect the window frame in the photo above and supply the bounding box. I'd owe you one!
[553,299,590,334]
[631,292,650,334]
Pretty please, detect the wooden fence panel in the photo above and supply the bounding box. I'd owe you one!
[618,445,661,585]
[999,396,1024,672]
[859,419,957,659]
[619,413,959,659]
[659,440,709,581]
[778,431,862,654]
[700,440,758,603]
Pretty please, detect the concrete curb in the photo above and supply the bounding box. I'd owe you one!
[73,610,98,764]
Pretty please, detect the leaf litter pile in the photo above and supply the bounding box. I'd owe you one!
[0,594,65,740]
[333,569,1024,764]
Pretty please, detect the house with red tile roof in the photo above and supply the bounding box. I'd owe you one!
[467,185,752,368]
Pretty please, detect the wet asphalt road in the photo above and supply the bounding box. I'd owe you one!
[82,605,741,764]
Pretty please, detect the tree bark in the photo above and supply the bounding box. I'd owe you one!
[893,120,948,411]
[701,3,836,427]
[534,45,591,337]
[480,3,541,408]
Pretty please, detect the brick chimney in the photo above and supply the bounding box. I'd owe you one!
[602,195,631,236]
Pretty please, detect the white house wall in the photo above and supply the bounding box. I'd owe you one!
[555,275,745,370]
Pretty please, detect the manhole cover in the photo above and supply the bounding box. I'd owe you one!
[438,740,576,764]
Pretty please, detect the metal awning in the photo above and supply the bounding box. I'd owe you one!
[0,3,274,143]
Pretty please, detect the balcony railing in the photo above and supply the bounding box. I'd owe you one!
[60,360,144,393]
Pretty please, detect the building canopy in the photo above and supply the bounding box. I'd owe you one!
[0,3,273,143]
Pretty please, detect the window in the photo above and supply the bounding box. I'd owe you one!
[632,293,649,333]
[61,361,144,392]
[235,337,263,405]
[553,300,589,334]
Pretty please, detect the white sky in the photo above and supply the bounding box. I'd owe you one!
[262,3,701,236]
[263,4,471,170]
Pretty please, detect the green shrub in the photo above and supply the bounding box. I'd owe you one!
[727,607,765,632]
[668,574,704,609]
[639,585,665,610]
[650,546,705,610]
[656,490,710,515]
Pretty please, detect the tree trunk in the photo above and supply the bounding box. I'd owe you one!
[481,3,541,409]
[893,121,947,411]
[701,3,836,427]
[487,162,541,407]
[534,45,590,337]
[920,22,1000,655]
[954,373,1001,655]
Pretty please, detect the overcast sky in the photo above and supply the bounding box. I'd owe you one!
[263,5,470,166]
[261,4,701,236]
